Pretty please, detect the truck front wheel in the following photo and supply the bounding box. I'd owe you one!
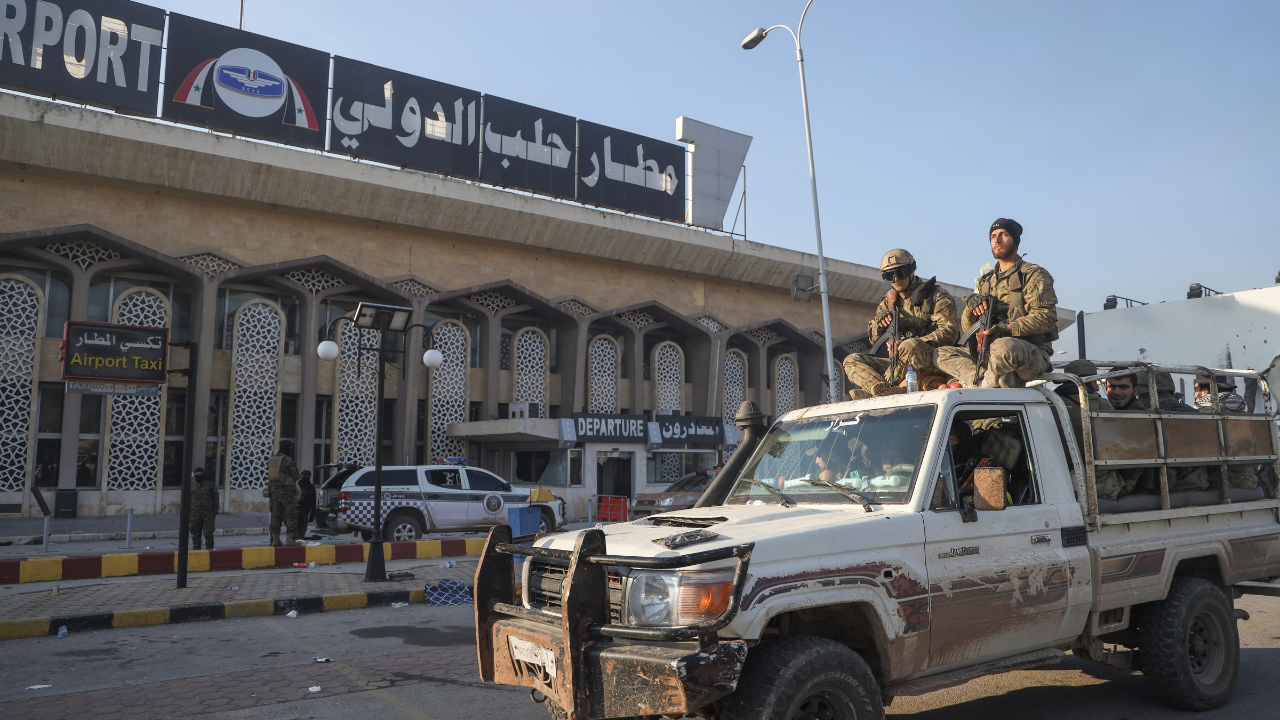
[1139,576,1240,710]
[720,636,884,720]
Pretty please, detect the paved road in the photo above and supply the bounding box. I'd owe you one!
[1,593,1275,719]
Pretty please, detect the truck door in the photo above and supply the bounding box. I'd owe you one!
[423,467,469,529]
[922,406,1074,669]
[464,468,520,526]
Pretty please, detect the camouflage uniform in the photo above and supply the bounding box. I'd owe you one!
[936,258,1058,388]
[1137,370,1196,412]
[267,453,300,546]
[189,473,219,550]
[844,275,958,393]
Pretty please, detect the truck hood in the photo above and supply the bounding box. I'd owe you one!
[534,503,909,566]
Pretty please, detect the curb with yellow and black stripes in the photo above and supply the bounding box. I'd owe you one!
[1,537,487,584]
[0,586,441,641]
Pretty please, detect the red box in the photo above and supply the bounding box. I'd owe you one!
[0,559,19,584]
[274,546,305,567]
[61,555,103,580]
[334,544,364,564]
[207,548,243,571]
[137,551,175,575]
[389,541,416,560]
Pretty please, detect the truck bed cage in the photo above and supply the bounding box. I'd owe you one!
[1039,361,1279,528]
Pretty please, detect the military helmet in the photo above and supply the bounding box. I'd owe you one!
[880,249,916,272]
[1062,359,1098,377]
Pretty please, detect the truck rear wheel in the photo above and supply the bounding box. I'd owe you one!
[720,636,884,720]
[1138,576,1239,710]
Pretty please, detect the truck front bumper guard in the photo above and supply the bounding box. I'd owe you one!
[474,525,754,720]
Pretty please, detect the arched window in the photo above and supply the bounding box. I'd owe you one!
[652,341,684,414]
[587,335,621,414]
[0,275,43,493]
[773,353,799,418]
[334,318,379,467]
[722,349,748,432]
[228,300,284,490]
[512,327,549,417]
[105,288,169,491]
[430,320,470,461]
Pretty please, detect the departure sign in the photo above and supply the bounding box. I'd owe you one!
[63,321,168,383]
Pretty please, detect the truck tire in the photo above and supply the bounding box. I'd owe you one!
[1138,576,1239,711]
[538,508,556,534]
[720,636,884,720]
[386,513,424,541]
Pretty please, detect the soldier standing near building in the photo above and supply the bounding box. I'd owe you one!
[937,219,1059,388]
[189,467,218,550]
[267,449,300,547]
[844,249,958,396]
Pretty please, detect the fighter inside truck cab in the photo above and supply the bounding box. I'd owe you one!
[474,363,1280,720]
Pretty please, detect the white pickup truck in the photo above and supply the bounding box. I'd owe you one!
[473,363,1280,720]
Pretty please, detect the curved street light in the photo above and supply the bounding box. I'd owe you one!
[742,0,840,405]
[316,305,441,582]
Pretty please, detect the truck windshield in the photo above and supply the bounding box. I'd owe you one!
[726,405,936,506]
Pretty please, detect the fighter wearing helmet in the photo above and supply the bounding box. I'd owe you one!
[843,248,959,396]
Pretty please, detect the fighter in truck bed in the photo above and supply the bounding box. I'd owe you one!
[473,363,1280,720]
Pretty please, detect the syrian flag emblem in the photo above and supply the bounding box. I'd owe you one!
[172,48,317,131]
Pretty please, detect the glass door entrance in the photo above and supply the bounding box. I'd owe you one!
[596,451,633,499]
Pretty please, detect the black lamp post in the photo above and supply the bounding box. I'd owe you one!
[317,303,442,582]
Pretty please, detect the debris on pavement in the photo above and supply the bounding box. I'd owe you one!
[425,578,472,606]
[391,602,409,608]
[308,686,322,692]
[387,570,415,580]
[312,657,332,663]
[27,685,52,690]
[285,610,299,618]
[56,626,68,639]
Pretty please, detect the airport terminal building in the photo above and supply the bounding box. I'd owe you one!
[0,91,949,519]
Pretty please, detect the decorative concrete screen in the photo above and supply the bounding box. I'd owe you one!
[653,341,684,414]
[228,301,284,490]
[774,353,798,418]
[0,276,42,493]
[106,290,169,491]
[587,335,620,414]
[512,328,548,418]
[335,321,379,467]
[430,320,470,462]
[722,349,747,446]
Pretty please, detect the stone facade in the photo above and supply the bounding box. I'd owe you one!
[0,94,975,517]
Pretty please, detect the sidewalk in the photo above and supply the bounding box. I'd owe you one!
[0,512,271,544]
[0,555,480,639]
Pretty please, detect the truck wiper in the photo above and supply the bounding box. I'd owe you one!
[792,477,876,512]
[740,479,796,507]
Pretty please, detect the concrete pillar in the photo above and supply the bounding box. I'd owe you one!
[296,293,320,474]
[480,312,500,420]
[55,267,90,489]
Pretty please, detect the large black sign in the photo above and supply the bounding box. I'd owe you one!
[63,320,168,383]
[577,120,685,222]
[329,56,480,179]
[162,14,327,149]
[656,416,722,444]
[570,413,649,444]
[480,95,576,200]
[0,0,164,115]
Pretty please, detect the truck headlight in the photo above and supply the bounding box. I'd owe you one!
[625,570,734,627]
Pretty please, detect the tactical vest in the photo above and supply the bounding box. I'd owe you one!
[267,455,283,481]
[976,261,1059,345]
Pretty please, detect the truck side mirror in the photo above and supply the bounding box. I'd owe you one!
[972,467,1008,511]
[959,497,978,523]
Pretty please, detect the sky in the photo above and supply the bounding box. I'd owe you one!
[154,0,1280,314]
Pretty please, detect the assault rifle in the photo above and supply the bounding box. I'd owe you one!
[867,308,901,377]
[958,295,996,386]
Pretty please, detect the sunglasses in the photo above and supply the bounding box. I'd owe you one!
[881,267,913,282]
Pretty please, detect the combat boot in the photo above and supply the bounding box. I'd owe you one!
[270,532,282,547]
[191,539,201,551]
[869,381,906,397]
[286,530,298,545]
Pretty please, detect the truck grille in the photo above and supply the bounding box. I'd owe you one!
[526,558,624,623]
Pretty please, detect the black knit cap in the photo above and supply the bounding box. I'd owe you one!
[990,218,1023,244]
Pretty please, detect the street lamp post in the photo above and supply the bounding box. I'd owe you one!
[317,303,442,582]
[743,0,840,404]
